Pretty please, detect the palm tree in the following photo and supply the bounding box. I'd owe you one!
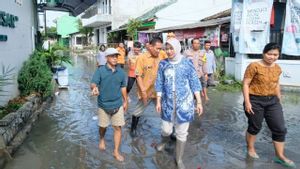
[78,20,94,46]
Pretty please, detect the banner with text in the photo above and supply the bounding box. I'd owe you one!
[238,0,273,54]
[282,0,300,56]
[230,0,243,52]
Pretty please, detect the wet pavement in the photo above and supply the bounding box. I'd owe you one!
[4,55,300,169]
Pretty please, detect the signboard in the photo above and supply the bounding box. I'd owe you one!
[0,11,18,28]
[0,11,19,42]
[204,26,220,47]
[230,0,243,52]
[238,0,273,54]
[174,28,205,41]
[239,0,273,54]
[282,0,300,56]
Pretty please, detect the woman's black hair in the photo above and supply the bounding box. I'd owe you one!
[263,42,281,54]
[99,44,106,51]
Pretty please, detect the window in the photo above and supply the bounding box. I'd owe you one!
[109,0,111,14]
[76,37,82,45]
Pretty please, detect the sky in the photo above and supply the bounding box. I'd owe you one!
[38,10,69,29]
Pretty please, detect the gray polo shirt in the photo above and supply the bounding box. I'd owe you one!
[91,64,126,109]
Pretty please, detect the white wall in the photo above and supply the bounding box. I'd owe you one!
[70,34,84,49]
[225,57,235,77]
[276,60,300,86]
[225,56,300,87]
[92,25,109,45]
[112,0,169,29]
[0,0,37,105]
[155,0,232,29]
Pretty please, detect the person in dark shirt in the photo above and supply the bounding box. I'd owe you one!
[91,48,128,162]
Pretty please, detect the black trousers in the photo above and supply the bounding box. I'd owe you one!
[127,77,136,93]
[244,95,287,142]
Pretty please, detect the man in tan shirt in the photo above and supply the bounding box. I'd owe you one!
[130,37,167,137]
[185,38,209,101]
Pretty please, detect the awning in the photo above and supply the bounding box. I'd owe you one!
[156,16,231,32]
[138,30,161,33]
[38,0,97,16]
[107,27,126,33]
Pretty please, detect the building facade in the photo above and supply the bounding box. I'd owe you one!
[226,0,300,87]
[81,0,170,45]
[0,0,38,105]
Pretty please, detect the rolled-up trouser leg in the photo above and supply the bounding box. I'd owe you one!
[175,122,189,142]
[264,97,287,142]
[156,120,174,151]
[244,97,264,136]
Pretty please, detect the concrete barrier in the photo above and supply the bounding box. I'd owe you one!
[0,94,52,168]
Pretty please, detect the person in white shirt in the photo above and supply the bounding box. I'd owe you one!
[96,45,106,67]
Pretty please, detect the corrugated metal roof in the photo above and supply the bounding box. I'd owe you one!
[38,0,97,16]
[201,9,231,21]
[136,0,178,21]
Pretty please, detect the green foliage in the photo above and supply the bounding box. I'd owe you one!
[0,102,23,119]
[127,19,142,40]
[18,51,53,98]
[107,32,118,43]
[215,75,242,92]
[78,20,94,45]
[213,48,229,81]
[37,46,72,67]
[214,60,224,81]
[0,65,15,96]
[43,26,58,39]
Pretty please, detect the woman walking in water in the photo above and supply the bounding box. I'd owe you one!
[243,43,296,168]
[155,38,203,169]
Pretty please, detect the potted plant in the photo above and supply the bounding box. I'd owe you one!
[38,44,72,73]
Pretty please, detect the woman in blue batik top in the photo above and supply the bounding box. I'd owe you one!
[155,38,203,169]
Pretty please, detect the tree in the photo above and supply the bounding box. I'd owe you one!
[44,26,58,39]
[126,19,142,40]
[78,20,94,46]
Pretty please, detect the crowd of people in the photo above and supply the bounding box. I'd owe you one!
[90,37,296,168]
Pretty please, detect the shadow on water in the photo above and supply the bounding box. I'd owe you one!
[4,55,300,169]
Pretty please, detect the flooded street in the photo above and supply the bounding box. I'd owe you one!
[4,55,300,169]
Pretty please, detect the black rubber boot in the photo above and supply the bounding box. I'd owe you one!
[170,127,177,141]
[130,115,140,137]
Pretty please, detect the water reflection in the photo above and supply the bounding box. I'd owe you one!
[4,55,300,169]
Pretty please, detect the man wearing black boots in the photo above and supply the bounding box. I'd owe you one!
[130,37,167,137]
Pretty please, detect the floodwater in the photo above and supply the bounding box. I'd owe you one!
[4,55,300,169]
